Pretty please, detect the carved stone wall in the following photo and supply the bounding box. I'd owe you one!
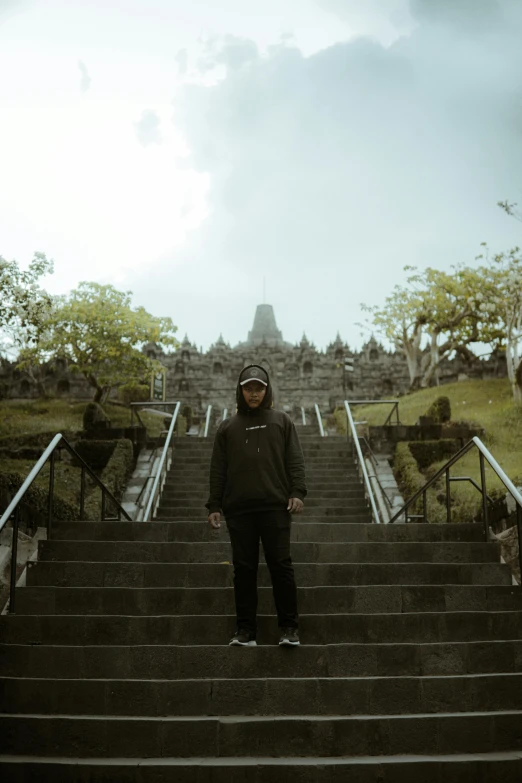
[0,304,508,412]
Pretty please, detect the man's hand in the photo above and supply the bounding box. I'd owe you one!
[208,512,222,529]
[287,498,304,514]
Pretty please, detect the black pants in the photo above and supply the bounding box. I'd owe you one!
[226,510,298,634]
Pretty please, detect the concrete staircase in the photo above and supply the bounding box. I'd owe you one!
[1,435,522,780]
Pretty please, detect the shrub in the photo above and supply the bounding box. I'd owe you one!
[0,469,79,529]
[408,439,461,471]
[83,402,110,431]
[393,442,445,523]
[118,381,150,406]
[83,439,134,519]
[426,396,451,423]
[333,406,348,436]
[73,440,116,471]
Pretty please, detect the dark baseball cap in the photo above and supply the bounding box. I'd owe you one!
[239,366,268,386]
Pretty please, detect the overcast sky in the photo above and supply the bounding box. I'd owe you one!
[1,0,521,352]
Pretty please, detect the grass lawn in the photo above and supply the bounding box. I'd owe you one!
[0,398,165,520]
[353,379,522,514]
[0,398,167,443]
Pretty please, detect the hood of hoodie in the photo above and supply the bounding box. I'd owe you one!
[236,364,274,414]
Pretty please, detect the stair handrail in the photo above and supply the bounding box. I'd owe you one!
[203,404,213,438]
[346,399,400,426]
[344,401,381,524]
[142,400,181,522]
[0,433,132,613]
[389,437,522,572]
[358,434,393,512]
[314,403,325,437]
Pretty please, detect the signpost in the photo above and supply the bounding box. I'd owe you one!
[150,366,167,402]
[343,357,354,393]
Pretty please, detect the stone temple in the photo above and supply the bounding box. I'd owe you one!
[146,304,506,415]
[0,303,507,410]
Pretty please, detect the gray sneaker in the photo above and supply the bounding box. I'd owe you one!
[229,629,257,646]
[279,627,300,646]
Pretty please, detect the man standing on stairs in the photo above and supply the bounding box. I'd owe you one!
[206,364,307,648]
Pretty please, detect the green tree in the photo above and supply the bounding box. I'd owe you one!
[33,282,178,402]
[477,246,522,405]
[0,252,54,397]
[0,252,54,355]
[362,265,499,390]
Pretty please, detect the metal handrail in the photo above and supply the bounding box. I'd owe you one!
[222,408,228,422]
[130,400,178,429]
[346,399,400,426]
[0,433,132,613]
[203,404,213,438]
[344,401,381,524]
[358,435,393,511]
[314,403,325,437]
[301,406,306,426]
[142,401,181,521]
[389,436,522,578]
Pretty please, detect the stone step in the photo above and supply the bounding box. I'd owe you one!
[5,753,522,783]
[156,511,373,523]
[170,455,355,466]
[157,503,370,517]
[159,496,366,509]
[37,540,500,564]
[158,505,366,518]
[1,754,521,783]
[2,673,522,717]
[3,611,521,646]
[13,584,522,616]
[0,710,522,759]
[2,711,521,759]
[161,483,365,495]
[2,641,522,681]
[50,521,487,543]
[26,561,512,589]
[162,491,366,503]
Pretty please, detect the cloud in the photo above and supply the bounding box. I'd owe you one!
[134,110,162,146]
[154,0,522,348]
[175,48,188,76]
[197,34,259,74]
[77,60,91,92]
[409,0,503,30]
[0,0,30,24]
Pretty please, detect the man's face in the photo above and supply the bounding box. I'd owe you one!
[242,381,266,409]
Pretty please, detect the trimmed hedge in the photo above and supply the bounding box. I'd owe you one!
[83,439,134,520]
[0,469,79,530]
[408,439,461,471]
[73,440,116,471]
[394,442,445,523]
[83,402,110,431]
[425,396,451,423]
[118,382,149,405]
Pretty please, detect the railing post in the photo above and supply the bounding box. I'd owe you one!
[395,402,399,426]
[314,403,325,437]
[101,490,106,522]
[47,450,55,540]
[9,506,20,614]
[445,469,451,524]
[80,465,86,520]
[423,491,427,524]
[204,405,213,438]
[517,504,522,587]
[479,452,489,541]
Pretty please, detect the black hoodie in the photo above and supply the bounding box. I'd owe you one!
[206,364,307,518]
